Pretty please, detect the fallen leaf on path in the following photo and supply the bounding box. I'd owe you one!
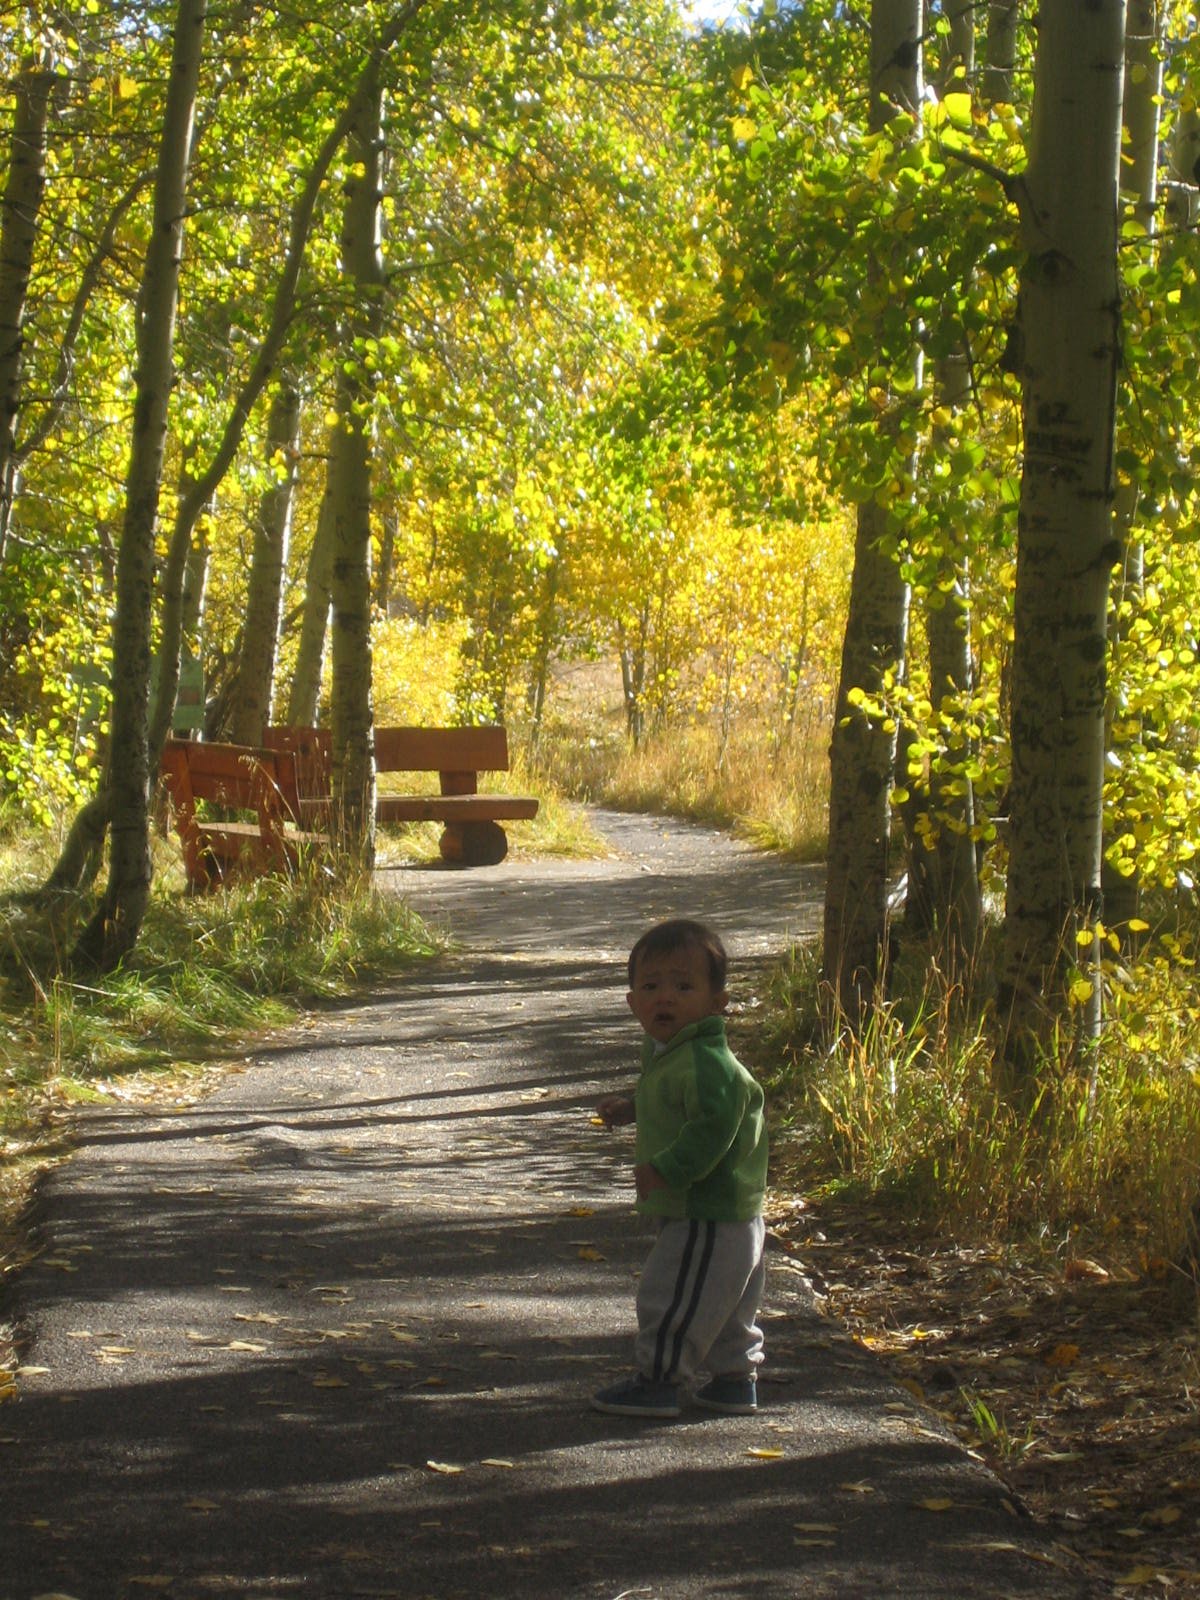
[838,1481,875,1494]
[1119,1567,1163,1587]
[577,1247,606,1261]
[312,1376,348,1388]
[1064,1258,1109,1282]
[1043,1343,1081,1368]
[569,1207,595,1217]
[481,1458,518,1469]
[919,1498,955,1512]
[1145,1506,1182,1526]
[746,1447,784,1459]
[425,1460,465,1474]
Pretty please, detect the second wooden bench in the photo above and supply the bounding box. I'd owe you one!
[160,738,329,893]
[263,725,539,866]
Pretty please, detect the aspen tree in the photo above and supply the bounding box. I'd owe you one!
[73,0,207,971]
[821,0,922,1027]
[999,2,1126,1073]
[327,69,384,863]
[227,378,301,746]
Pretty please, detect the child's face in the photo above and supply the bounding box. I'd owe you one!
[627,943,727,1045]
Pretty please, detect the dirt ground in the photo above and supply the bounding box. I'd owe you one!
[769,1198,1200,1597]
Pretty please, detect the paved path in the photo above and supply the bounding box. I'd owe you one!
[1,811,1099,1599]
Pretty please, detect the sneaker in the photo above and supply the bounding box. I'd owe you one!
[693,1375,758,1415]
[591,1374,682,1418]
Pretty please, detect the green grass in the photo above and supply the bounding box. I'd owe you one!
[754,931,1200,1272]
[0,837,443,1163]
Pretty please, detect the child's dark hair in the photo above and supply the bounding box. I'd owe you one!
[627,919,727,990]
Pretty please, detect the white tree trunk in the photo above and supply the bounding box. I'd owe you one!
[76,0,206,969]
[228,378,301,745]
[1000,2,1126,1066]
[328,69,384,863]
[821,0,921,1025]
[0,51,56,560]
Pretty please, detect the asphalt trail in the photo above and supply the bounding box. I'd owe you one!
[1,810,1099,1599]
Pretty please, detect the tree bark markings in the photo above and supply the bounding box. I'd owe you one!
[1000,2,1125,1064]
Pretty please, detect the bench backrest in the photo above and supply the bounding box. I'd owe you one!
[262,726,331,801]
[161,739,301,826]
[264,725,511,792]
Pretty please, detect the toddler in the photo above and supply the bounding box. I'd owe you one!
[592,918,768,1418]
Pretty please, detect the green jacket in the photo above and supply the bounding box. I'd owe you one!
[634,1015,767,1222]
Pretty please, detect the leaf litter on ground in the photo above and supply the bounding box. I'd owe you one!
[769,1197,1200,1595]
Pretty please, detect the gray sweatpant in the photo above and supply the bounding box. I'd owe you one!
[633,1215,766,1385]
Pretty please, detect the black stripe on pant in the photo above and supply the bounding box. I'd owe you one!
[652,1220,716,1382]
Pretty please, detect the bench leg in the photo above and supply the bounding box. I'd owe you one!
[438,820,508,867]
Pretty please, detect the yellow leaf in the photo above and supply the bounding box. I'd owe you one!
[312,1376,349,1388]
[568,1207,594,1217]
[577,1247,606,1261]
[1146,1505,1182,1526]
[747,1447,784,1459]
[731,116,757,142]
[731,64,753,90]
[1119,1567,1161,1587]
[425,1460,464,1475]
[942,90,973,125]
[1042,1343,1080,1368]
[1069,977,1094,1004]
[919,1497,954,1512]
[481,1458,517,1469]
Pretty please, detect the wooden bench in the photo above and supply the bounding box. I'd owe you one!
[263,725,538,867]
[160,738,330,893]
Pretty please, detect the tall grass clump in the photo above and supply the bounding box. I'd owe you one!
[759,932,1200,1269]
[532,710,830,861]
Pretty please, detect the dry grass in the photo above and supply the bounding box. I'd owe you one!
[527,660,830,861]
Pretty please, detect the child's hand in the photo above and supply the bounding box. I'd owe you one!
[634,1162,670,1200]
[595,1094,635,1128]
